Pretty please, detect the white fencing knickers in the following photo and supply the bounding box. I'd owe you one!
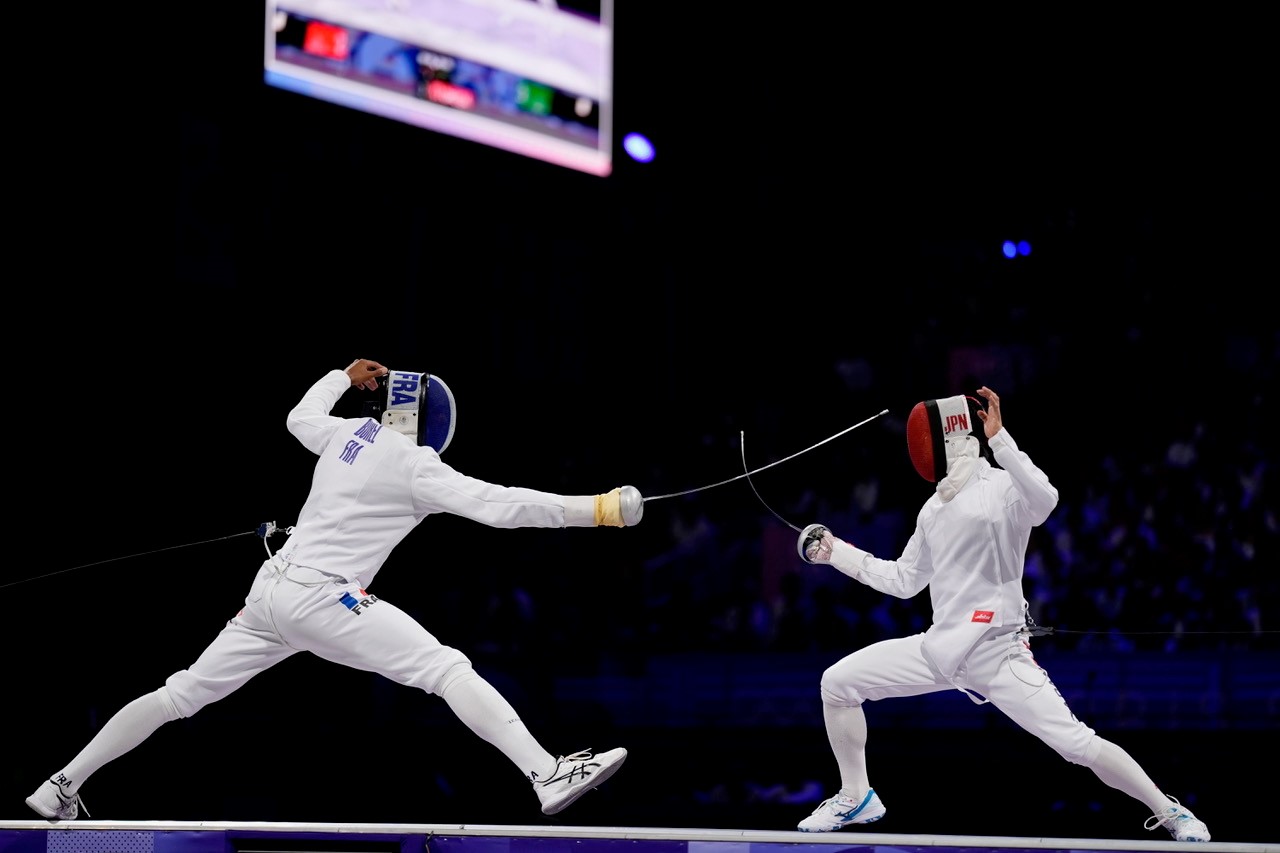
[819,629,1102,766]
[165,556,471,718]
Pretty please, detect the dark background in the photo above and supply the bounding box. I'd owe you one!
[5,6,1275,846]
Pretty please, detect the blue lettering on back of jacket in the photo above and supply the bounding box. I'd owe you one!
[339,419,381,465]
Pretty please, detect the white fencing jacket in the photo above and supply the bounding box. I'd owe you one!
[825,428,1059,679]
[278,369,591,588]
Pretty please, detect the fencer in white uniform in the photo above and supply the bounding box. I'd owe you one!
[27,359,639,822]
[794,386,1210,842]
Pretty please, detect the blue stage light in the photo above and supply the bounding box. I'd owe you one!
[623,132,655,163]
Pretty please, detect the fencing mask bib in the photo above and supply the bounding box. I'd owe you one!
[906,394,991,484]
[366,370,457,453]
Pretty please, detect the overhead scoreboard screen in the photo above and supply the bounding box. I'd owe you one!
[264,0,614,176]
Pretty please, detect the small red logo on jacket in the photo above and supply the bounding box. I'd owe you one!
[971,610,994,623]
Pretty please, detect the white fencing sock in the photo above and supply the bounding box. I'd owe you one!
[823,701,870,797]
[1087,737,1171,813]
[438,667,556,780]
[58,687,179,793]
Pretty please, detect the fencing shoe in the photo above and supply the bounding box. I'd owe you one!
[1145,797,1211,842]
[532,748,627,815]
[797,789,885,832]
[26,777,88,821]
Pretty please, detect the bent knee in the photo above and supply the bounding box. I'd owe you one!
[164,670,232,719]
[819,668,864,707]
[363,643,472,694]
[433,659,477,697]
[154,683,190,720]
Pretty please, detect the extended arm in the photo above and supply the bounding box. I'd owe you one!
[411,457,644,529]
[799,523,932,599]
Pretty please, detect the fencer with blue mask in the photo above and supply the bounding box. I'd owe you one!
[28,358,640,822]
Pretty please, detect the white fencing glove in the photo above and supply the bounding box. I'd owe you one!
[798,522,870,582]
[798,523,835,564]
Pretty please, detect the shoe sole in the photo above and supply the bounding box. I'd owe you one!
[797,809,885,832]
[541,749,627,816]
